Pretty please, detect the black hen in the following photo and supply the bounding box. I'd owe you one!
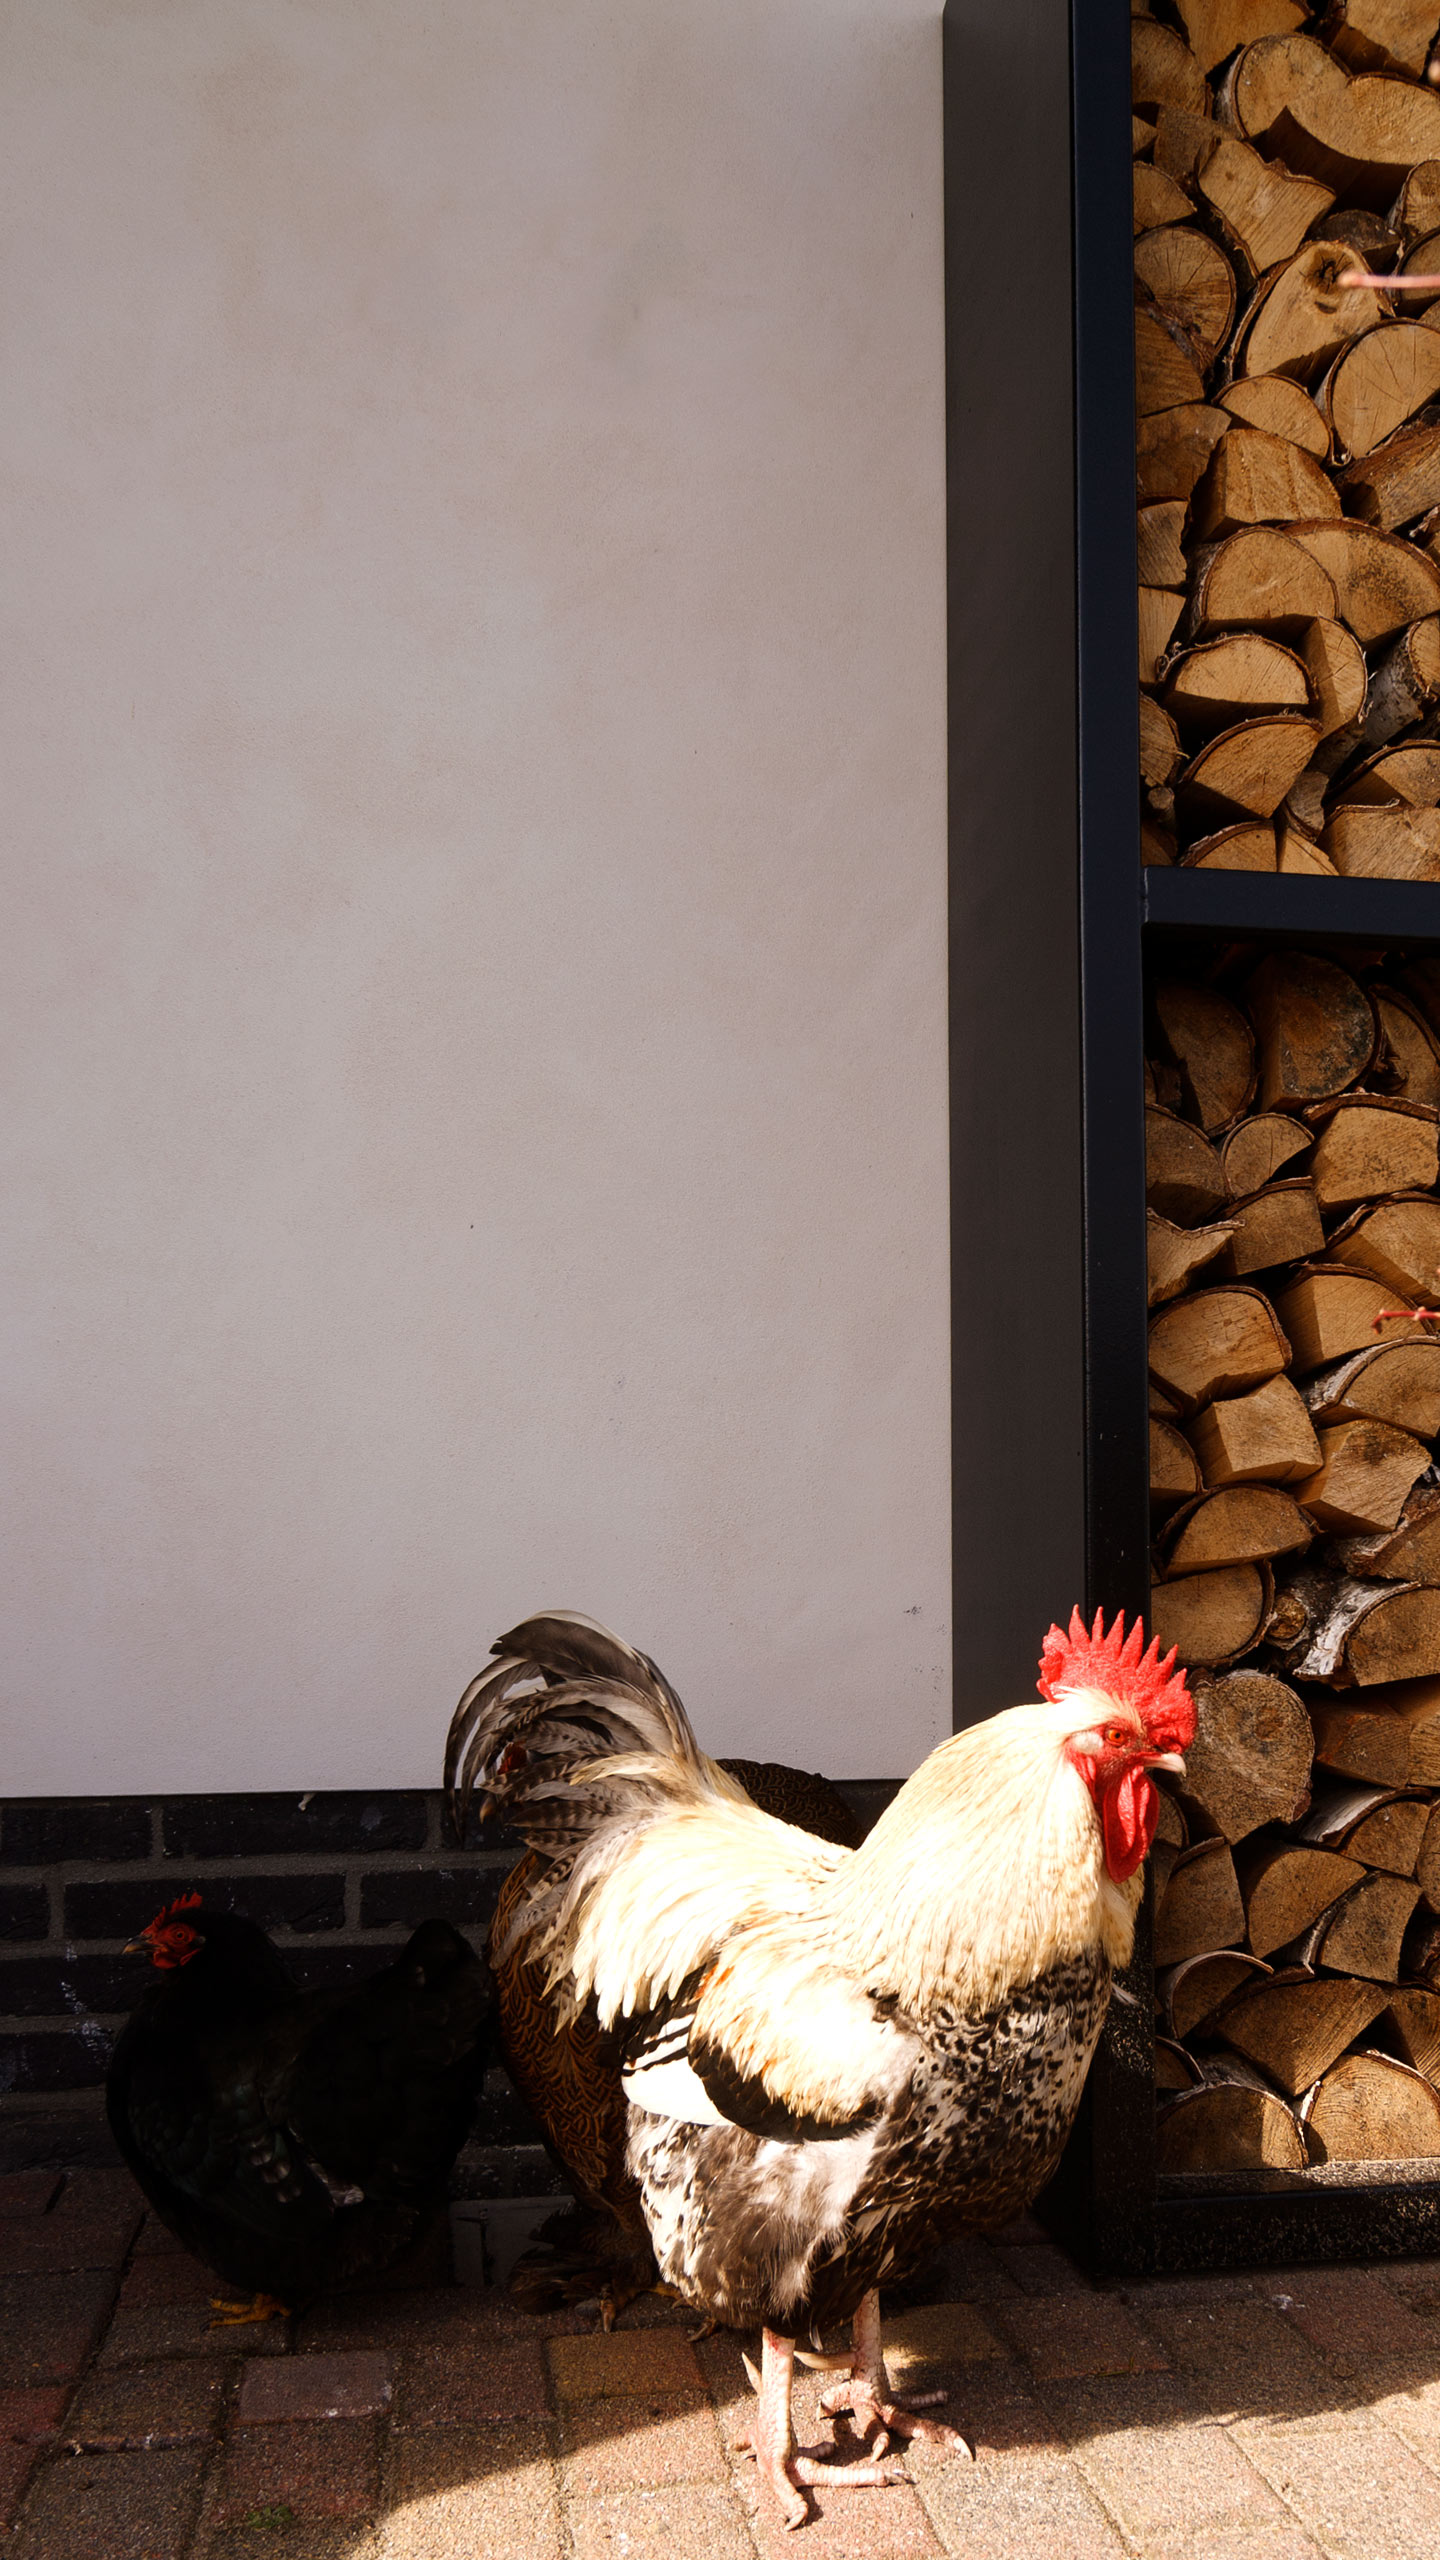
[107,1897,492,2314]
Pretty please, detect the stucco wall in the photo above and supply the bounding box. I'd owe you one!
[1,0,949,1793]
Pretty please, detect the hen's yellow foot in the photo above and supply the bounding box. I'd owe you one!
[209,2292,288,2327]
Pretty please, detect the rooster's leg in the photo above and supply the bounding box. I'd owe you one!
[208,2293,288,2327]
[818,2290,971,2461]
[733,2327,901,2531]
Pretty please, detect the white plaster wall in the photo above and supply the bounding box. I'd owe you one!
[1,0,949,1794]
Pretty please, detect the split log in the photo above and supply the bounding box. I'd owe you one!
[1273,1267,1411,1368]
[1181,1667,1314,1842]
[1385,1985,1440,2079]
[1132,17,1210,119]
[1140,694,1184,789]
[1177,716,1321,826]
[1152,980,1256,1129]
[1140,588,1186,686]
[1322,803,1440,880]
[1306,1098,1440,1208]
[1279,826,1339,873]
[1301,1779,1429,1874]
[1303,1337,1440,1436]
[1156,2038,1204,2092]
[1146,1107,1228,1223]
[1150,1562,1274,1666]
[1337,746,1440,808]
[1153,1417,1204,1510]
[1296,617,1368,743]
[1240,1840,1364,1957]
[1326,1192,1440,1297]
[1157,2076,1308,2171]
[1148,1210,1236,1306]
[1155,1837,1247,1964]
[1401,226,1440,308]
[1144,819,1180,866]
[1189,1375,1321,1486]
[1154,106,1225,187]
[1217,374,1331,455]
[1137,500,1189,588]
[1219,1179,1325,1276]
[1188,525,1338,631]
[1417,1800,1440,1908]
[1214,1974,1388,2095]
[1362,615,1440,746]
[1135,165,1197,234]
[1329,0,1440,80]
[1225,30,1440,207]
[1222,1112,1311,1195]
[1293,1419,1433,1534]
[1197,129,1335,276]
[1289,517,1440,641]
[1175,0,1305,79]
[1282,768,1330,832]
[1398,956,1440,1037]
[1339,419,1440,531]
[1134,225,1237,365]
[1137,402,1231,504]
[1246,951,1375,1108]
[1394,160,1440,240]
[1286,1572,1440,1685]
[1160,1948,1272,2039]
[1335,1486,1440,1583]
[1235,241,1386,383]
[1191,432,1339,540]
[1148,1284,1291,1410]
[1136,309,1206,416]
[1160,1485,1313,1573]
[1164,632,1312,729]
[1301,2050,1440,2159]
[1185,822,1277,869]
[1373,992,1440,1105]
[1324,322,1440,461]
[1310,1695,1412,1784]
[1314,1872,1421,1978]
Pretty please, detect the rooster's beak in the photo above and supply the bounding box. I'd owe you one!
[123,1938,150,1957]
[1149,1752,1186,1777]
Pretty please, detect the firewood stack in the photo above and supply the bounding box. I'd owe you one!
[1148,944,1440,2171]
[1134,2,1440,876]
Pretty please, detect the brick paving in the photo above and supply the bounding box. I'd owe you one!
[5,2176,1440,2553]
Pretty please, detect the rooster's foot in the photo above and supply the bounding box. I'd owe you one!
[208,2293,288,2328]
[736,2324,902,2530]
[819,2376,969,2462]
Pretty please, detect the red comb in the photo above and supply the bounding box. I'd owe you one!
[145,1890,202,1932]
[1038,1607,1195,1752]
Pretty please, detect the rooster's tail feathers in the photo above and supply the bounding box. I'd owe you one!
[444,1611,730,1850]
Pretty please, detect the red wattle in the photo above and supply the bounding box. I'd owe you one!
[1102,1765,1158,1882]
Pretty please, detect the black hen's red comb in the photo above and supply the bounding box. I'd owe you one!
[144,1890,202,1933]
[1038,1607,1195,1753]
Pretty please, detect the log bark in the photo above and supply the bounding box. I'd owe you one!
[1303,1337,1440,1435]
[1362,614,1440,745]
[1161,1948,1273,2039]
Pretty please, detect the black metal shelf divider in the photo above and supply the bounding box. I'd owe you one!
[945,0,1440,2272]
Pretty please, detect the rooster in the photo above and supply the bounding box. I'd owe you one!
[446,1607,1191,2528]
[107,1902,492,2318]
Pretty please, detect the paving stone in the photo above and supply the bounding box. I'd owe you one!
[750,2474,945,2555]
[204,2533,379,2560]
[380,2421,562,2558]
[8,2444,207,2560]
[0,2443,41,2529]
[989,2245,1093,2298]
[1260,2266,1436,2361]
[96,2303,291,2363]
[937,2365,1072,2461]
[1359,2358,1440,2472]
[1045,2377,1286,2545]
[0,2175,61,2218]
[1234,2403,1440,2560]
[1128,2300,1336,2423]
[219,2419,380,2522]
[0,2208,143,2277]
[118,2251,216,2309]
[992,2292,1169,2379]
[52,2169,144,2219]
[238,2353,394,2422]
[919,2240,1023,2304]
[882,2303,1012,2385]
[0,2390,70,2443]
[393,2338,549,2427]
[131,2213,188,2259]
[299,2286,519,2354]
[917,2443,1130,2558]
[550,2329,705,2399]
[1140,2528,1328,2560]
[0,2274,117,2387]
[572,2483,758,2558]
[561,2390,728,2491]
[61,2357,228,2450]
[1119,2273,1260,2310]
